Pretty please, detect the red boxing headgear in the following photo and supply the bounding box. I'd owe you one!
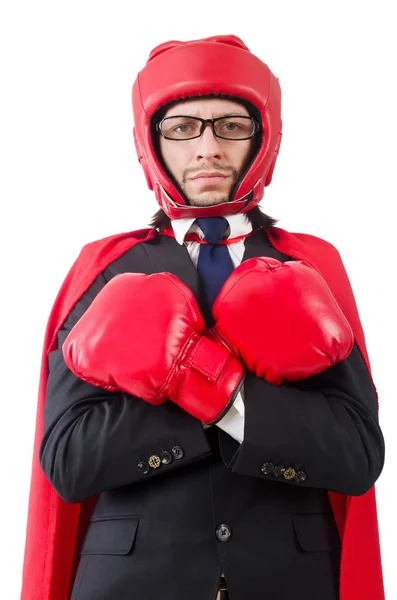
[132,35,282,220]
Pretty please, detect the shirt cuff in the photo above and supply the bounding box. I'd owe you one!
[214,387,245,444]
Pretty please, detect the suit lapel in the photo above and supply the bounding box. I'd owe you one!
[142,234,213,323]
[143,235,200,293]
[241,229,295,263]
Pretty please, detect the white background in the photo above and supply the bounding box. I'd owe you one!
[0,0,395,597]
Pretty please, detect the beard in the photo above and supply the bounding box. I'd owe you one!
[185,193,230,206]
[179,165,238,207]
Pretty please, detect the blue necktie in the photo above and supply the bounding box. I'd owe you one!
[195,217,235,316]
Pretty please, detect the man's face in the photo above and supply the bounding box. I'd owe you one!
[158,98,256,207]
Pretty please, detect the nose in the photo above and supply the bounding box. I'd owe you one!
[194,122,224,160]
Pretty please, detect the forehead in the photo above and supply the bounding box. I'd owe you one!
[163,97,250,118]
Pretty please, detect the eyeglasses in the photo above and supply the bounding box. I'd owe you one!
[156,115,260,141]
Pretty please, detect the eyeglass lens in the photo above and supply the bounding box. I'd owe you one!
[160,116,256,140]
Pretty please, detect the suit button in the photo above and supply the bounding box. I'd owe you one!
[260,462,274,475]
[274,465,286,477]
[295,470,307,483]
[283,467,296,480]
[137,461,150,475]
[148,455,161,469]
[216,524,232,542]
[161,450,173,465]
[171,445,184,460]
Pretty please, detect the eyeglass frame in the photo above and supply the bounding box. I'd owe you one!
[155,115,261,141]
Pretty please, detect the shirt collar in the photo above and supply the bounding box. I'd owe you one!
[171,212,253,245]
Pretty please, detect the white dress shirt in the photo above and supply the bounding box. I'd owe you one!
[171,213,254,445]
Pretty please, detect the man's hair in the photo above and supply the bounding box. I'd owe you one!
[149,205,278,232]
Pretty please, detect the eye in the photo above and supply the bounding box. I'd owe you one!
[174,123,194,133]
[214,117,254,138]
[161,117,201,139]
[222,122,241,131]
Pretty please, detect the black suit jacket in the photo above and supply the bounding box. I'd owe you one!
[39,229,385,600]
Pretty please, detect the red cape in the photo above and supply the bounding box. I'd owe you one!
[20,226,384,600]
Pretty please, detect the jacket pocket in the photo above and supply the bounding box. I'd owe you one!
[78,514,139,556]
[292,513,341,552]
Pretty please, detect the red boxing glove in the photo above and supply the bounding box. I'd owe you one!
[62,272,244,425]
[211,257,354,385]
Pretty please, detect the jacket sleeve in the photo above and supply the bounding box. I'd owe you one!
[39,271,212,504]
[220,342,385,496]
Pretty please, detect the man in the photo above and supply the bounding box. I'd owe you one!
[20,35,385,600]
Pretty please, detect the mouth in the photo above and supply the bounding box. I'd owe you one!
[190,174,229,184]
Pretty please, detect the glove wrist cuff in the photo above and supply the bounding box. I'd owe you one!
[167,333,245,423]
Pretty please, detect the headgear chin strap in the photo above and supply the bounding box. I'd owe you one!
[132,34,282,220]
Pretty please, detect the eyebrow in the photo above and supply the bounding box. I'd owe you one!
[167,112,250,118]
